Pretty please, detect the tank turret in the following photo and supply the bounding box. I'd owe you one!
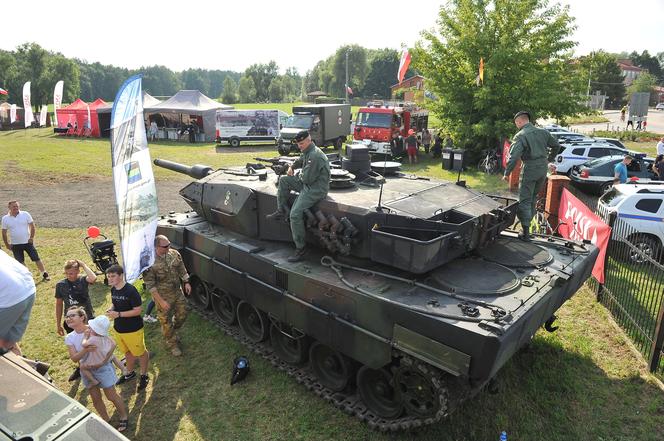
[154,158,518,273]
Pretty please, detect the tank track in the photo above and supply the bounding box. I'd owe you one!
[188,300,450,431]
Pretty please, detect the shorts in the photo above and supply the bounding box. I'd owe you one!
[407,146,418,156]
[11,243,41,264]
[0,294,35,343]
[81,362,118,390]
[114,328,147,357]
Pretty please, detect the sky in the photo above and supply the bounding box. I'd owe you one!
[1,0,662,74]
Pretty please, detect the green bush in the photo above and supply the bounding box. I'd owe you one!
[592,130,662,142]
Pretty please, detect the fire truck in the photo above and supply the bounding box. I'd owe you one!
[353,101,429,142]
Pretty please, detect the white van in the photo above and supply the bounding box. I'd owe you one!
[215,109,288,147]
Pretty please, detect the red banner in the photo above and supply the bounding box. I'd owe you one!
[557,188,611,283]
[502,138,511,169]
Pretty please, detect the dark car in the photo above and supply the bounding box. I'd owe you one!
[570,154,656,195]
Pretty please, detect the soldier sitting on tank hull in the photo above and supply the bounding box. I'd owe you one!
[267,130,331,262]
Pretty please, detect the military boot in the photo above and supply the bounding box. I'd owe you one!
[287,247,308,263]
[266,209,285,221]
[518,228,532,242]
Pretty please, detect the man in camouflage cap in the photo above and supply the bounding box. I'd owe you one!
[142,235,191,356]
[503,111,560,241]
[266,130,330,262]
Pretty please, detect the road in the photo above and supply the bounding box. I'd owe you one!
[569,108,664,135]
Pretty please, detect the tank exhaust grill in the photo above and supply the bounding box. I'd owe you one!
[276,270,288,290]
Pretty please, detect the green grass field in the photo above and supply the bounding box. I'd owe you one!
[3,129,664,440]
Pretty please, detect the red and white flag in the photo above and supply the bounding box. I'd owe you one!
[398,49,411,83]
[53,80,64,126]
[22,82,34,128]
[0,87,8,95]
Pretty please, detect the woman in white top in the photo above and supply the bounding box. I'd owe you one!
[64,306,129,433]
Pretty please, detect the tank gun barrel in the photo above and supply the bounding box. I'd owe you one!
[153,159,213,179]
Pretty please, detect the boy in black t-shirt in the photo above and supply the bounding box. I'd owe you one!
[106,264,150,391]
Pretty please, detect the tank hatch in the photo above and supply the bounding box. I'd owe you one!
[478,237,553,268]
[381,182,501,219]
[430,258,521,295]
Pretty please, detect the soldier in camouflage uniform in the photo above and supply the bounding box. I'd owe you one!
[503,111,560,241]
[142,235,191,356]
[266,130,331,262]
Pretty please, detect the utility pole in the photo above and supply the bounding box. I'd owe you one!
[345,48,351,104]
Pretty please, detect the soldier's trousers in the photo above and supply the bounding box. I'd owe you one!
[276,175,321,250]
[156,294,187,349]
[518,167,547,230]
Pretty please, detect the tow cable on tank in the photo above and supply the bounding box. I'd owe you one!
[321,256,510,323]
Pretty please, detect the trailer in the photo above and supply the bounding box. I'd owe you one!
[216,109,288,147]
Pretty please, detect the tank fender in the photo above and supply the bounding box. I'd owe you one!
[392,324,470,377]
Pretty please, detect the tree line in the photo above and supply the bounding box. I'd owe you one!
[0,43,413,106]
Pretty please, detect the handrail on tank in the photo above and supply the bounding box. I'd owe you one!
[153,159,213,179]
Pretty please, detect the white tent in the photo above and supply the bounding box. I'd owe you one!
[145,90,232,142]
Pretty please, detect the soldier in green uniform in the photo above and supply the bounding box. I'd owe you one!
[142,235,191,356]
[267,130,330,262]
[503,111,560,241]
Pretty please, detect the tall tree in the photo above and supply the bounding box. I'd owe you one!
[244,61,279,102]
[630,50,663,84]
[331,45,368,97]
[579,51,625,108]
[182,69,211,96]
[268,77,285,102]
[238,75,257,103]
[362,49,401,98]
[627,72,659,105]
[221,76,238,104]
[412,0,585,152]
[141,65,182,97]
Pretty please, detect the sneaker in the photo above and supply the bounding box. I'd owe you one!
[171,346,182,357]
[137,374,149,391]
[42,272,50,281]
[68,367,81,382]
[287,247,308,263]
[116,371,136,385]
[143,314,158,323]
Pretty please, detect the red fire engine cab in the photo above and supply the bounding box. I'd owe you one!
[353,101,429,142]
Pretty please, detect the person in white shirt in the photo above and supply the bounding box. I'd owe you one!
[657,137,664,156]
[0,249,36,355]
[1,200,49,281]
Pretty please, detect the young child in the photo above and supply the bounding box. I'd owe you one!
[80,316,116,387]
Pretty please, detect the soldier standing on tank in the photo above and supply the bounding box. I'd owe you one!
[142,235,191,356]
[266,130,330,262]
[503,111,560,241]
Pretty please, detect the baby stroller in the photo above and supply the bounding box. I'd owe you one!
[83,228,119,285]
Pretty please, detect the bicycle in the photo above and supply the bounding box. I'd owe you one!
[531,198,564,236]
[477,149,501,174]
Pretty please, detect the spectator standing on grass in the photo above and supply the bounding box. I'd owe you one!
[106,264,150,391]
[149,120,158,142]
[657,137,664,156]
[142,235,191,356]
[0,249,36,356]
[64,306,129,433]
[2,200,49,281]
[422,129,431,154]
[55,259,127,382]
[405,129,418,164]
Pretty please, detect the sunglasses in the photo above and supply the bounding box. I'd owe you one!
[65,314,80,319]
[158,243,171,248]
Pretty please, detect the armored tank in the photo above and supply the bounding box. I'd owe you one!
[0,351,129,440]
[153,155,598,431]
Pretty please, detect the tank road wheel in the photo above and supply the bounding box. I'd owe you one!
[309,342,354,392]
[356,365,403,419]
[236,301,269,342]
[269,323,310,365]
[211,290,238,325]
[189,277,211,309]
[394,357,446,418]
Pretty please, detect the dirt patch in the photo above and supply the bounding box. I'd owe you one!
[0,177,191,228]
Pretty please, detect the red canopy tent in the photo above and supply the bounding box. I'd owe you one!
[55,98,107,137]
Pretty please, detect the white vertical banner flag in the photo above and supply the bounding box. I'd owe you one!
[22,82,34,128]
[53,80,64,126]
[39,105,47,127]
[10,104,17,123]
[110,75,158,283]
[86,104,91,129]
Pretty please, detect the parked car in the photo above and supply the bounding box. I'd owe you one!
[597,183,664,262]
[553,132,591,143]
[592,137,626,149]
[555,144,627,174]
[569,154,656,195]
[655,103,664,111]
